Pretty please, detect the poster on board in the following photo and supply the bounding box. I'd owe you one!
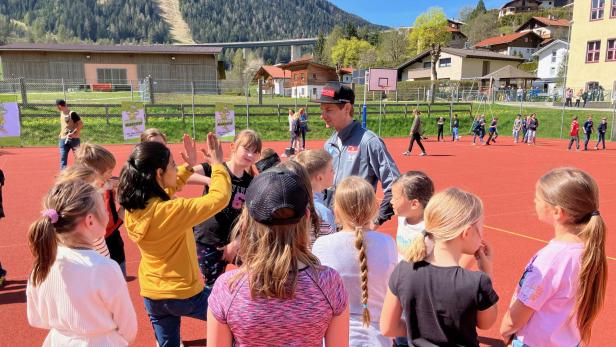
[121,102,146,140]
[215,103,235,142]
[0,102,21,138]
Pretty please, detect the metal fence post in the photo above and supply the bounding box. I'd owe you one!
[277,104,281,124]
[62,78,67,102]
[104,105,110,126]
[148,76,155,104]
[181,104,185,128]
[611,101,616,141]
[19,77,28,106]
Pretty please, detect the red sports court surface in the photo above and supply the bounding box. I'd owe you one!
[0,136,614,346]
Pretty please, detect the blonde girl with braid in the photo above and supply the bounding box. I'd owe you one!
[380,187,498,346]
[500,167,607,347]
[313,176,397,347]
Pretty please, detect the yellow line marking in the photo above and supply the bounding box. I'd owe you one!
[484,225,616,261]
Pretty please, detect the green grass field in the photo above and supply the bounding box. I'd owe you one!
[1,97,613,147]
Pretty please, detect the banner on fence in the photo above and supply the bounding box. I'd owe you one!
[215,103,235,142]
[121,102,146,140]
[0,102,20,138]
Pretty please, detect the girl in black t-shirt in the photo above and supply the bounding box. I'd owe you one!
[192,130,262,288]
[380,188,499,347]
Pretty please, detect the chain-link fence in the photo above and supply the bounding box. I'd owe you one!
[1,77,615,147]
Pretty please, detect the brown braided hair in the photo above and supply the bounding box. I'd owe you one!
[334,176,378,328]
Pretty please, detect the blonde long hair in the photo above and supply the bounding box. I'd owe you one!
[28,180,104,286]
[334,176,378,327]
[407,187,483,262]
[537,167,607,345]
[230,207,320,299]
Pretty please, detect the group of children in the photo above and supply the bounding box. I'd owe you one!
[22,125,609,347]
[568,115,609,151]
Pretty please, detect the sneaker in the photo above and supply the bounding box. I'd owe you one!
[594,146,598,150]
[402,151,411,156]
[419,152,427,156]
[281,153,288,158]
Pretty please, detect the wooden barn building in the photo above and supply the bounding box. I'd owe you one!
[0,43,223,92]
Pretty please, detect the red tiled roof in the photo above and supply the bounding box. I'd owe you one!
[340,67,353,74]
[531,16,570,27]
[261,65,290,79]
[474,31,537,48]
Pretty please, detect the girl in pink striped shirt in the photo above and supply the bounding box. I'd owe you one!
[207,168,350,347]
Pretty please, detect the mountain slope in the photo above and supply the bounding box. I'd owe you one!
[155,0,194,43]
[179,0,384,43]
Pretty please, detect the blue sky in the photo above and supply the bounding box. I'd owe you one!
[329,0,506,27]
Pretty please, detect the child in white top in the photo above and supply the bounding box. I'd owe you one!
[26,179,137,346]
[391,171,434,261]
[500,168,607,347]
[313,176,397,347]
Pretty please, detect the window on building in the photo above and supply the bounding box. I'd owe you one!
[312,73,316,79]
[612,0,616,17]
[313,87,317,96]
[96,68,127,84]
[586,41,601,62]
[551,50,557,62]
[591,0,605,20]
[550,66,556,77]
[607,39,616,61]
[423,61,432,69]
[438,58,452,67]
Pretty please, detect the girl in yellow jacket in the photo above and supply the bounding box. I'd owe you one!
[118,133,231,347]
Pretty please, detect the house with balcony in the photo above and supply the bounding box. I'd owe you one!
[396,47,524,83]
[446,19,468,48]
[252,65,291,96]
[499,0,542,18]
[279,57,352,99]
[532,39,568,95]
[474,31,543,60]
[515,16,570,39]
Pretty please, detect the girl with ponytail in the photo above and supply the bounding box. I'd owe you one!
[313,176,397,347]
[26,179,136,346]
[500,167,607,347]
[380,187,498,346]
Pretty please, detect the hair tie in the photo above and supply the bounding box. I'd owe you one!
[362,303,368,309]
[421,229,428,237]
[42,209,59,224]
[591,210,600,217]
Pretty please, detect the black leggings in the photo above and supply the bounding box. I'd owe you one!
[407,133,426,153]
[437,125,444,141]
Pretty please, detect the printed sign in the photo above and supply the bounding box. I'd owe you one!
[0,102,21,138]
[215,103,235,142]
[121,102,146,140]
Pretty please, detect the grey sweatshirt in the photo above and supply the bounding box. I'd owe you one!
[324,121,400,225]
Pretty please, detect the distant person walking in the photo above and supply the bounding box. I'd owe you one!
[575,89,582,107]
[451,114,459,141]
[56,99,83,170]
[567,116,580,150]
[595,117,607,150]
[299,108,309,150]
[485,117,498,145]
[582,89,589,108]
[565,88,573,107]
[403,109,427,156]
[527,114,539,145]
[583,115,594,151]
[512,114,522,143]
[436,117,445,142]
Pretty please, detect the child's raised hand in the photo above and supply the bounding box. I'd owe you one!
[475,240,493,277]
[204,132,224,165]
[180,134,198,167]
